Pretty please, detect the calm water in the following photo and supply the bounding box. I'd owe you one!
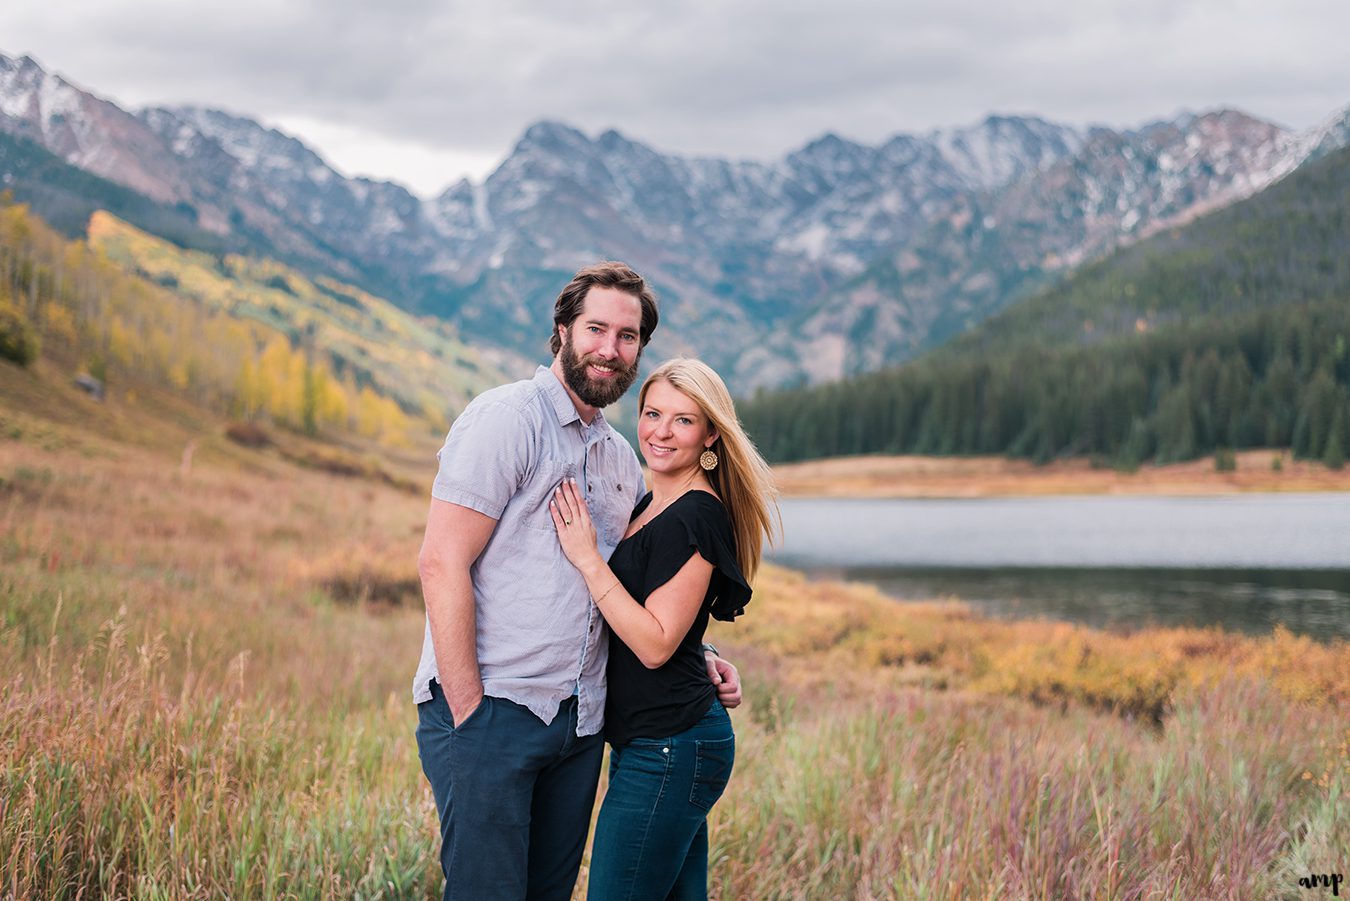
[770,494,1350,639]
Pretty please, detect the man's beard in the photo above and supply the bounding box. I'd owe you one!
[559,336,640,408]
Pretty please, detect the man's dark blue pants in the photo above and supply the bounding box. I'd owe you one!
[416,681,604,901]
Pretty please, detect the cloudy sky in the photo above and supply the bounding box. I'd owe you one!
[4,0,1348,197]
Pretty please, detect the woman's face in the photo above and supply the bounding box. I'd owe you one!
[637,380,717,477]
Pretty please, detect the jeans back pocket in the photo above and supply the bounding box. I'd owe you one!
[689,735,735,812]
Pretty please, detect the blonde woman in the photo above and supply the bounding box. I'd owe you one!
[551,358,777,900]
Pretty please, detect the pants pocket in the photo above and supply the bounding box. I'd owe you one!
[450,694,491,734]
[689,734,735,812]
[606,739,675,813]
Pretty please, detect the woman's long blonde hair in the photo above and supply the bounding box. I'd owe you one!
[639,358,780,580]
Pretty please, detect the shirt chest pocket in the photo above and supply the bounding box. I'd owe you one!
[586,482,633,550]
[518,460,578,533]
[518,459,633,549]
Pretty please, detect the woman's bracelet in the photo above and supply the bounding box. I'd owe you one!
[595,581,622,605]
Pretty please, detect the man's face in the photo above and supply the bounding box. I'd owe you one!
[558,285,643,409]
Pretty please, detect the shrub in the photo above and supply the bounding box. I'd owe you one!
[301,545,421,607]
[0,304,40,367]
[224,421,273,448]
[319,566,421,607]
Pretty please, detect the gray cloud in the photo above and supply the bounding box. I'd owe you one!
[4,0,1349,193]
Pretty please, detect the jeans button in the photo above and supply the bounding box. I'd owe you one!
[662,747,669,754]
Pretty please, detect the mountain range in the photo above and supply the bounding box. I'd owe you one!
[3,50,1348,391]
[737,141,1350,465]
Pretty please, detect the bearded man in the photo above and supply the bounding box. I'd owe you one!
[413,261,742,901]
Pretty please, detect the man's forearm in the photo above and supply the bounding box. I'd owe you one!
[423,565,483,722]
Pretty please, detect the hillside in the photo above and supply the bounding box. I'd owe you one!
[947,143,1350,354]
[86,212,520,430]
[739,146,1350,466]
[0,199,514,455]
[761,110,1330,381]
[0,129,229,251]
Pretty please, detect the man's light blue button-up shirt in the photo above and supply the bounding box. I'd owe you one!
[412,367,646,736]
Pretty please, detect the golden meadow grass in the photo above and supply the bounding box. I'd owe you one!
[771,451,1350,498]
[2,413,1347,898]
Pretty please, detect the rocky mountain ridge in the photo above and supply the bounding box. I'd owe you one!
[2,50,1346,389]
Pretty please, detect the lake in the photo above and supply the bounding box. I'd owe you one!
[769,493,1350,639]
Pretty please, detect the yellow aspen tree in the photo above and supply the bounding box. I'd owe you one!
[43,302,77,346]
[315,365,349,429]
[233,357,264,420]
[419,396,448,436]
[355,385,383,440]
[258,336,293,423]
[285,343,307,428]
[374,393,412,447]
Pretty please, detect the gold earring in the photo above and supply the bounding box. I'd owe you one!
[699,449,718,471]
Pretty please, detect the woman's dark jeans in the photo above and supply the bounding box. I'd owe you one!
[587,700,735,901]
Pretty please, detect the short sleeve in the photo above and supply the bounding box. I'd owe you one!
[643,493,752,622]
[431,399,533,519]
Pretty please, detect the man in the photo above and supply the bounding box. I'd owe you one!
[413,261,742,901]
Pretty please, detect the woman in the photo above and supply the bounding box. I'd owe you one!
[550,357,777,900]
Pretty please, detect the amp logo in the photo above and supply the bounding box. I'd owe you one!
[1298,872,1344,896]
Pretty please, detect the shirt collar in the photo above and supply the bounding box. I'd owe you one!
[534,366,609,432]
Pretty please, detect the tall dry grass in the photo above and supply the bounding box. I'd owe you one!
[1,415,443,897]
[2,416,1347,898]
[3,607,432,897]
[706,671,1346,899]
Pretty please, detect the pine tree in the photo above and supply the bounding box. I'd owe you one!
[1324,406,1347,470]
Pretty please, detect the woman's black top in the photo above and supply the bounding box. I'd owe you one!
[603,490,752,747]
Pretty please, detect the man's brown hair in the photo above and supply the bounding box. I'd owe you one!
[550,261,659,355]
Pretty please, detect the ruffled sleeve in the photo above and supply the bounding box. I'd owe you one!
[641,492,752,622]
